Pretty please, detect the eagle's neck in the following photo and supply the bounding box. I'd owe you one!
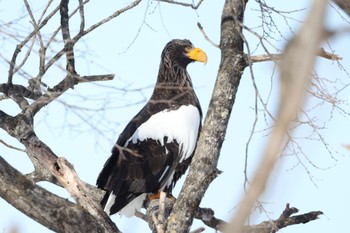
[150,59,197,107]
[156,59,193,88]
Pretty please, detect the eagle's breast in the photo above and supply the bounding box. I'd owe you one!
[126,104,201,163]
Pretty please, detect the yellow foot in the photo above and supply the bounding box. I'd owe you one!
[148,192,176,202]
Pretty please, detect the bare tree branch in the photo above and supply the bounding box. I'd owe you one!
[0,156,115,233]
[244,204,323,233]
[23,74,114,117]
[158,0,204,9]
[250,48,342,63]
[0,109,120,232]
[60,0,76,74]
[7,4,60,84]
[52,157,120,232]
[194,207,225,231]
[78,0,85,33]
[197,22,219,48]
[0,83,42,100]
[43,0,142,74]
[332,0,350,17]
[146,198,322,232]
[0,139,26,152]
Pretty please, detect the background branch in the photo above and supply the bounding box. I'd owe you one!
[223,0,328,232]
[249,48,341,63]
[60,0,76,74]
[332,0,350,17]
[158,0,204,9]
[244,204,323,233]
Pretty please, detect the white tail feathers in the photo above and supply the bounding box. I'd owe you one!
[104,193,147,218]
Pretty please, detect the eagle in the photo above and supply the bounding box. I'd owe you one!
[96,39,207,217]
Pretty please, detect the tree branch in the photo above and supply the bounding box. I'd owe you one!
[0,83,42,100]
[60,0,76,74]
[249,48,342,63]
[244,204,323,233]
[332,0,350,17]
[7,4,60,84]
[0,156,113,233]
[78,0,85,33]
[197,22,219,48]
[0,139,26,152]
[52,157,120,233]
[146,198,322,232]
[157,0,204,9]
[44,0,142,73]
[23,74,114,117]
[0,109,119,232]
[194,207,225,231]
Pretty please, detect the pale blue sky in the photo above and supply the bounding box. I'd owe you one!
[1,1,349,232]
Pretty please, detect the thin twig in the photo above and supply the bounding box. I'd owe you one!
[7,4,60,84]
[24,74,114,116]
[250,53,282,63]
[197,22,219,48]
[78,0,85,33]
[60,0,76,74]
[23,0,46,82]
[250,48,341,63]
[157,0,204,9]
[23,0,44,49]
[14,36,36,77]
[189,227,205,233]
[0,139,26,152]
[37,0,54,25]
[135,211,148,221]
[317,47,342,60]
[78,0,142,36]
[44,0,141,73]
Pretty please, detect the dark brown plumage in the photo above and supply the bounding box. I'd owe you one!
[96,39,207,216]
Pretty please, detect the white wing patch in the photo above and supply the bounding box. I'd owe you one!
[126,105,201,162]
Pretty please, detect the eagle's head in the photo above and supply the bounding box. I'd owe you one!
[161,39,207,68]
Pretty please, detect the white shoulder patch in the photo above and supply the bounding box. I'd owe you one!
[126,105,201,162]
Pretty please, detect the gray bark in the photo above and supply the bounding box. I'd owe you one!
[0,156,108,233]
[166,0,248,232]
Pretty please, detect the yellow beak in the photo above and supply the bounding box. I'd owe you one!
[186,47,208,64]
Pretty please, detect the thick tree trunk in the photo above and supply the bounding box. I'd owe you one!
[166,0,248,232]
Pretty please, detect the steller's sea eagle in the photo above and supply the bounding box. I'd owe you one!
[96,39,207,217]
